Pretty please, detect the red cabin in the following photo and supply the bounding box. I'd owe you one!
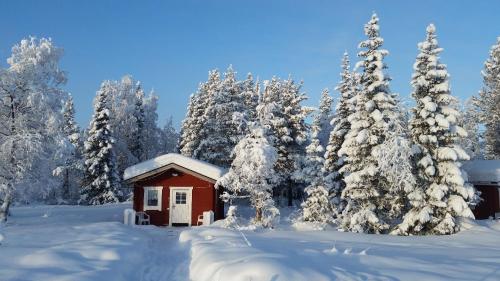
[463,160,500,220]
[123,153,226,226]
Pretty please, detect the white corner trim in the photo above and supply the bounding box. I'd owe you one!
[143,186,163,211]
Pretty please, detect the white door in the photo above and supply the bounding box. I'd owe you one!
[169,187,192,226]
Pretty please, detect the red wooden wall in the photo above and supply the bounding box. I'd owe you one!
[133,168,224,226]
[473,185,500,220]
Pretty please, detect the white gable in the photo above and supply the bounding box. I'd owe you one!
[123,153,226,181]
[463,160,500,185]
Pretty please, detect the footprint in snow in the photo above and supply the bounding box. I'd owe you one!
[323,246,338,255]
[359,248,370,255]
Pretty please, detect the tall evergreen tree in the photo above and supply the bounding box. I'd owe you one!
[401,24,475,235]
[178,93,198,155]
[195,66,244,168]
[81,82,120,205]
[475,37,500,159]
[241,73,260,126]
[160,116,179,154]
[324,53,356,220]
[300,130,332,224]
[459,98,482,160]
[56,95,83,202]
[179,70,220,157]
[130,84,145,162]
[257,78,311,206]
[142,89,162,159]
[312,89,333,147]
[337,14,397,233]
[63,95,82,149]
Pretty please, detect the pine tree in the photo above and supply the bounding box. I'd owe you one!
[459,98,482,160]
[142,89,162,159]
[312,89,333,147]
[178,93,198,155]
[257,78,311,206]
[130,84,146,162]
[401,24,475,235]
[324,53,356,220]
[216,125,280,227]
[241,73,260,126]
[195,66,244,168]
[374,106,415,227]
[160,116,179,154]
[337,14,397,233]
[82,81,121,205]
[300,130,332,224]
[179,70,220,157]
[475,37,500,159]
[63,95,82,150]
[57,95,84,202]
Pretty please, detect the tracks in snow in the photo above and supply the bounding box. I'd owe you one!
[139,228,190,281]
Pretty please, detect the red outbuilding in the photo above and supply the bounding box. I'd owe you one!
[463,160,500,220]
[123,153,226,226]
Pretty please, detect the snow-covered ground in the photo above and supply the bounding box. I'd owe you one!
[181,214,500,281]
[0,204,189,281]
[1,204,500,281]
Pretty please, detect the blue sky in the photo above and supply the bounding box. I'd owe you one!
[1,1,499,128]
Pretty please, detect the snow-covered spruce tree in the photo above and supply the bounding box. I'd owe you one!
[195,66,245,168]
[179,70,220,157]
[299,130,332,224]
[324,52,356,220]
[216,125,280,227]
[459,98,482,160]
[178,93,198,155]
[129,84,146,162]
[81,81,121,205]
[475,37,500,159]
[241,73,260,126]
[159,116,180,154]
[337,14,398,234]
[108,77,141,181]
[401,24,475,235]
[103,76,162,182]
[257,78,311,206]
[55,95,84,202]
[142,89,162,159]
[374,106,415,227]
[63,96,83,151]
[312,89,333,147]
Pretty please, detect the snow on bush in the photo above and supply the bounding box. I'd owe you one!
[216,125,280,228]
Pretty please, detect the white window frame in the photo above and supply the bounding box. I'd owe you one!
[143,186,163,211]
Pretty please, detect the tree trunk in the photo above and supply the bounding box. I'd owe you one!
[0,95,17,222]
[287,180,293,206]
[255,207,262,223]
[0,186,13,222]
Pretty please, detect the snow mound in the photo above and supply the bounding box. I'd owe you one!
[123,153,226,181]
[463,160,500,184]
[181,221,500,281]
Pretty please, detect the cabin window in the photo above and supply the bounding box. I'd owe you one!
[175,192,187,204]
[143,186,162,211]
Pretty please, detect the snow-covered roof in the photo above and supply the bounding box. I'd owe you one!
[463,160,500,185]
[123,153,226,182]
